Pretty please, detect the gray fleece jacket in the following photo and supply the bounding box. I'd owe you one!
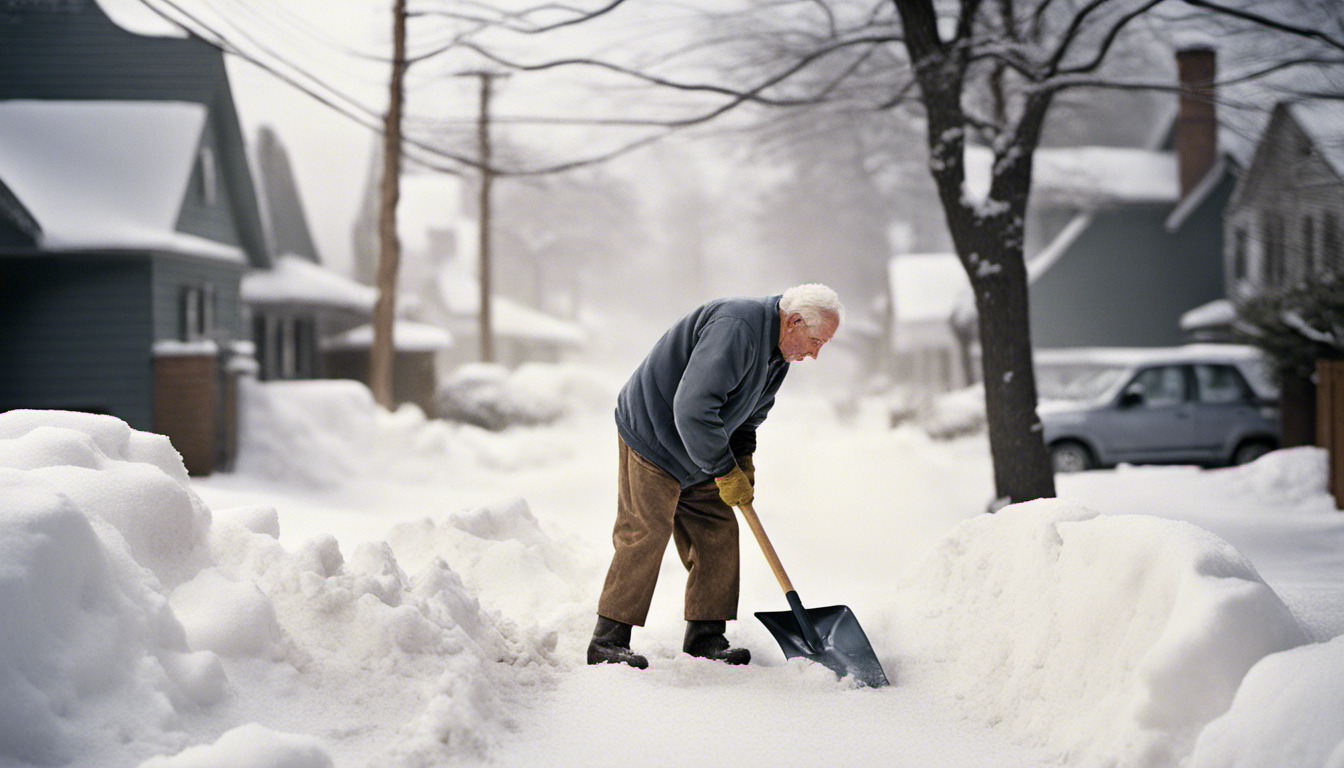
[615,295,789,488]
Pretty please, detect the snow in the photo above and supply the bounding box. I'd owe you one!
[1181,299,1235,332]
[321,320,453,353]
[438,272,588,346]
[2,376,1343,767]
[241,255,377,313]
[0,101,243,262]
[888,252,969,325]
[965,146,1179,207]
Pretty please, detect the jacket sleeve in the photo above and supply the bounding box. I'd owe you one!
[672,319,753,478]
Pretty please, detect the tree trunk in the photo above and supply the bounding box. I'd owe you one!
[965,229,1056,505]
[371,0,407,409]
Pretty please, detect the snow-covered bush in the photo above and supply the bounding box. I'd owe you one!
[436,362,613,430]
[921,384,987,440]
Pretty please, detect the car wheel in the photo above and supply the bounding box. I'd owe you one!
[1051,441,1094,473]
[1231,440,1276,466]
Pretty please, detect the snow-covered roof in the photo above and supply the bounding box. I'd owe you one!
[965,146,1179,207]
[93,0,188,37]
[888,253,970,324]
[0,100,243,262]
[322,320,452,353]
[242,254,376,313]
[1289,100,1344,180]
[1180,299,1235,331]
[1034,343,1263,369]
[438,270,587,347]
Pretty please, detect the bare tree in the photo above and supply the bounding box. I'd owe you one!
[444,0,1344,505]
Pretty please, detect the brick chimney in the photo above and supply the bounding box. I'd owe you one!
[1175,47,1217,198]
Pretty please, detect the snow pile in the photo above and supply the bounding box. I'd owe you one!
[385,497,588,635]
[138,724,331,768]
[921,384,987,440]
[436,362,614,431]
[1220,446,1333,508]
[0,410,560,767]
[1188,634,1344,768]
[235,378,458,486]
[0,411,226,766]
[890,498,1309,768]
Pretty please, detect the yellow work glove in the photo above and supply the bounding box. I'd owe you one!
[736,454,755,485]
[714,464,754,507]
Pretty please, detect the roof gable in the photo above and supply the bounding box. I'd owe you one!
[0,100,242,261]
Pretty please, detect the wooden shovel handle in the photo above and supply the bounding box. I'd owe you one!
[737,502,796,595]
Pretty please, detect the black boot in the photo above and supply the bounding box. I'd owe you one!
[683,620,750,665]
[587,616,648,669]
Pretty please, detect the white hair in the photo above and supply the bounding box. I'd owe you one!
[780,283,844,328]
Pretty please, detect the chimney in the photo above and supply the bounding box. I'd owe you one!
[1175,47,1217,198]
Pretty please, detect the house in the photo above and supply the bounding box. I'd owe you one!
[0,0,270,475]
[888,253,974,401]
[246,127,375,381]
[1225,100,1344,300]
[1222,99,1344,446]
[358,169,587,374]
[322,320,453,415]
[952,48,1238,365]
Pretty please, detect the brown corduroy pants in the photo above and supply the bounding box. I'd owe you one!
[596,437,740,627]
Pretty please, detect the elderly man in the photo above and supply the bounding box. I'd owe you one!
[588,284,844,669]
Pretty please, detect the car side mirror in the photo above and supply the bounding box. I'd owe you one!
[1119,385,1145,409]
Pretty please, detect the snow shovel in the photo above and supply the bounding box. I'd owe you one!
[737,502,890,688]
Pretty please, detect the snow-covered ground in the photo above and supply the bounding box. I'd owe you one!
[2,373,1343,768]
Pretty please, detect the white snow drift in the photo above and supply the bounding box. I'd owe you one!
[0,384,1339,767]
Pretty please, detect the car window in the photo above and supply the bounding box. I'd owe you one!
[1130,365,1187,407]
[1194,364,1250,404]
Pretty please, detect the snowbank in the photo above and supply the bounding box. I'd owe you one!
[137,724,331,768]
[0,411,225,766]
[236,373,611,485]
[889,498,1310,768]
[1188,634,1344,768]
[1219,446,1332,508]
[0,410,562,767]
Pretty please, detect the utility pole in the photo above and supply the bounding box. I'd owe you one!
[372,0,408,409]
[457,70,508,364]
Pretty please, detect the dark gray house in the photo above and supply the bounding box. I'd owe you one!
[247,126,374,382]
[1026,48,1235,351]
[0,0,269,475]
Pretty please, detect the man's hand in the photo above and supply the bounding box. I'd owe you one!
[736,454,755,485]
[714,464,754,507]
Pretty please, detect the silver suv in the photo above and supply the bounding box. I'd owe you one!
[1036,345,1280,472]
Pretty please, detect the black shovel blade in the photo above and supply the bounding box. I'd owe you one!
[755,600,890,688]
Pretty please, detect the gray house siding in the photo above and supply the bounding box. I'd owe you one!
[1226,110,1344,299]
[1030,176,1232,349]
[176,114,243,250]
[151,254,245,342]
[0,255,154,428]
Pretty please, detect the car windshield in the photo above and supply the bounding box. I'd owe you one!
[1036,363,1132,403]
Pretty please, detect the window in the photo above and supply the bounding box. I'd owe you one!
[181,285,214,341]
[1194,364,1249,404]
[1232,226,1248,281]
[1303,215,1317,280]
[1263,212,1285,286]
[197,146,217,206]
[1129,366,1188,408]
[1325,212,1342,276]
